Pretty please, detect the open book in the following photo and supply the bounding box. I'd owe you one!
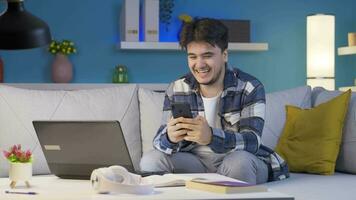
[142,174,191,187]
[141,173,252,188]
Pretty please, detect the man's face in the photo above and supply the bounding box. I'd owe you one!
[187,41,227,86]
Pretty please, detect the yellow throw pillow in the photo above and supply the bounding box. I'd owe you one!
[275,90,351,175]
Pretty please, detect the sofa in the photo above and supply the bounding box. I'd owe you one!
[0,83,355,200]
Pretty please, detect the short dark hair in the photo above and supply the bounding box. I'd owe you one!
[179,18,228,51]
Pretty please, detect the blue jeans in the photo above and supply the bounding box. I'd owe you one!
[140,146,269,184]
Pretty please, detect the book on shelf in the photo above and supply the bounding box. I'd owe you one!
[120,0,139,41]
[143,0,159,42]
[185,178,268,194]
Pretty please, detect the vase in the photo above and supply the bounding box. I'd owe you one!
[9,162,32,188]
[112,65,129,83]
[52,53,73,83]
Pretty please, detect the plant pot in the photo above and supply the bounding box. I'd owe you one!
[52,53,73,83]
[9,162,32,188]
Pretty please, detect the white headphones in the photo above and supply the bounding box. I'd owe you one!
[90,165,154,194]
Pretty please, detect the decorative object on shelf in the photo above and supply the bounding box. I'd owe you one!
[159,0,174,31]
[0,0,51,50]
[121,0,140,42]
[3,144,33,188]
[112,65,129,83]
[177,14,192,41]
[178,14,192,23]
[337,33,356,88]
[0,56,3,82]
[143,0,159,42]
[48,39,77,83]
[220,19,250,43]
[306,14,335,90]
[348,32,356,46]
[337,32,356,56]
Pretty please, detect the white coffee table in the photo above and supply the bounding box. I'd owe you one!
[0,175,294,200]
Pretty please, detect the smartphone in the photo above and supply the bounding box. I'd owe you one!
[171,102,193,118]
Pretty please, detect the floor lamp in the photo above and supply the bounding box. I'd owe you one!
[306,14,335,90]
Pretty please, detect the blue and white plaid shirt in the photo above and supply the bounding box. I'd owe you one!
[153,67,289,182]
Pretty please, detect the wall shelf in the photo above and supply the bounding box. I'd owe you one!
[339,86,356,92]
[338,46,356,55]
[119,42,268,51]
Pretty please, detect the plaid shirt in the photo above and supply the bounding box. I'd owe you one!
[153,67,289,182]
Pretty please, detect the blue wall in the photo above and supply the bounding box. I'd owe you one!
[0,0,355,92]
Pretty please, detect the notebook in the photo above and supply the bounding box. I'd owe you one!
[185,178,268,194]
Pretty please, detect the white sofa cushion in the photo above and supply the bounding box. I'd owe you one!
[265,172,356,200]
[138,88,165,154]
[312,88,356,174]
[0,85,141,177]
[262,86,312,149]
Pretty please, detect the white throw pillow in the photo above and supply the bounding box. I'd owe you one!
[0,85,141,177]
[138,88,165,155]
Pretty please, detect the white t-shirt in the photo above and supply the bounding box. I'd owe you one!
[201,94,221,128]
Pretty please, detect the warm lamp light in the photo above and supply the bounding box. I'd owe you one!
[0,0,51,50]
[306,14,335,90]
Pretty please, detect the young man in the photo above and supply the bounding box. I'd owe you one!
[140,18,289,184]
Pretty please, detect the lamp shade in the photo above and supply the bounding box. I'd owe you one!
[306,14,335,90]
[0,0,51,50]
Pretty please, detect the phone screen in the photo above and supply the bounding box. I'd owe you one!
[171,102,193,118]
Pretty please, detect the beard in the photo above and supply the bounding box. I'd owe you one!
[194,65,224,86]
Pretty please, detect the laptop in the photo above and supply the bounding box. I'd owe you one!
[33,120,136,180]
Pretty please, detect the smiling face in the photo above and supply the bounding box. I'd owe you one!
[187,41,227,87]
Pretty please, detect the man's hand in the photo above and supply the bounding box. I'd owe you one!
[179,116,212,145]
[167,117,189,143]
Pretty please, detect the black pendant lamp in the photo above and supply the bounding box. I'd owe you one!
[0,0,51,50]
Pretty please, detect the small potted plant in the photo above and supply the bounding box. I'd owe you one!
[3,144,33,188]
[48,39,77,83]
[177,14,192,40]
[178,13,192,24]
[160,0,175,31]
[48,39,77,55]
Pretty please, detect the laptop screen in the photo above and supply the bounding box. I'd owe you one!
[33,120,134,179]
